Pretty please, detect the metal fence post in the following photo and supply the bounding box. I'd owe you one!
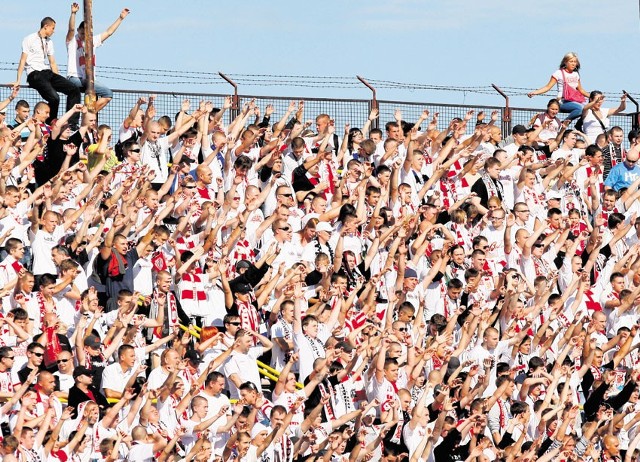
[623,90,639,132]
[357,76,378,129]
[218,72,240,120]
[492,84,512,136]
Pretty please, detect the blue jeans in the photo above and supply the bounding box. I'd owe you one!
[560,100,584,121]
[68,76,114,99]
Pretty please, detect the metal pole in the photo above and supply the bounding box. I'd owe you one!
[83,0,96,112]
[491,84,511,135]
[357,76,378,129]
[623,90,639,131]
[218,72,239,120]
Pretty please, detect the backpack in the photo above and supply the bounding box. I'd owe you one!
[533,113,562,131]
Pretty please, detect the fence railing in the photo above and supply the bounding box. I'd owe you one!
[1,85,637,143]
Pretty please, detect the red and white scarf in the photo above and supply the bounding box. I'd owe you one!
[180,272,207,301]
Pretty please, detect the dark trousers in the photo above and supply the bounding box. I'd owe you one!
[27,69,81,125]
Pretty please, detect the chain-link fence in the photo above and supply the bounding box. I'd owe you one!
[1,85,636,143]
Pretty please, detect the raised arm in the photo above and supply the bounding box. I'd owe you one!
[608,93,627,116]
[100,8,130,42]
[66,3,79,43]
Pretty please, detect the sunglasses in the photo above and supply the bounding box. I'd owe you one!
[57,358,71,364]
[279,227,291,232]
[397,327,407,332]
[1,356,14,360]
[31,352,44,357]
[226,321,241,326]
[184,185,196,189]
[129,148,141,153]
[278,193,293,198]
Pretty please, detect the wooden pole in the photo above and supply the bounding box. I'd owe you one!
[83,0,96,112]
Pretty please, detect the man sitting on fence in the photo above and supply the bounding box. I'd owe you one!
[11,16,81,126]
[65,2,130,112]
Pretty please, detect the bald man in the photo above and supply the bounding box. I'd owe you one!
[195,164,215,200]
[139,108,202,189]
[128,425,168,461]
[602,434,620,460]
[35,371,63,420]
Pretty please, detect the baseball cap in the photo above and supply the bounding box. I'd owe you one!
[251,423,270,439]
[316,222,333,233]
[184,349,202,364]
[85,335,101,349]
[235,260,252,271]
[447,356,461,376]
[234,282,252,294]
[404,268,418,279]
[73,366,94,379]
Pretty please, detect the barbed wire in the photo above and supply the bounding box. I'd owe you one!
[0,62,637,99]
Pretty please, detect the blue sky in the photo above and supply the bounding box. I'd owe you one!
[0,1,638,108]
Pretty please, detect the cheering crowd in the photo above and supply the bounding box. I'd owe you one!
[1,4,640,462]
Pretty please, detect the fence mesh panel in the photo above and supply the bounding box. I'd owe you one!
[0,85,635,142]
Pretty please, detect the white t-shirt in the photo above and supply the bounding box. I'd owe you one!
[403,422,428,458]
[223,347,264,399]
[583,107,611,141]
[52,283,77,328]
[66,34,103,79]
[270,318,294,371]
[552,69,581,101]
[480,225,506,262]
[0,202,31,244]
[101,362,138,395]
[146,366,170,391]
[533,114,562,142]
[22,32,53,74]
[141,137,171,184]
[294,331,326,382]
[30,225,66,276]
[126,442,154,462]
[273,389,306,431]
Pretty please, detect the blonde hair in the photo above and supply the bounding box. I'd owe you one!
[488,196,502,209]
[559,52,581,72]
[451,209,467,224]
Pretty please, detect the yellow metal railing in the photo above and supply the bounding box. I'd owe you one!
[179,324,304,390]
[91,325,303,405]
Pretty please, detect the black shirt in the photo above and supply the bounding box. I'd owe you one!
[36,131,82,185]
[67,384,110,418]
[471,176,503,209]
[96,248,139,301]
